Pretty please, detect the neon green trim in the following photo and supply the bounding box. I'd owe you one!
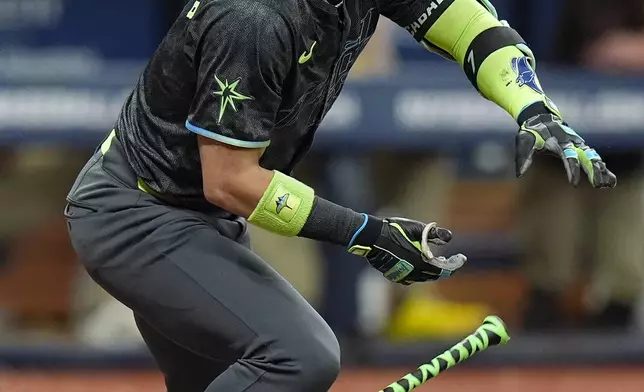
[99,130,160,197]
[578,147,595,183]
[248,171,314,237]
[424,0,500,64]
[187,1,201,19]
[298,41,317,64]
[137,178,165,197]
[348,245,372,257]
[389,222,423,253]
[521,128,546,150]
[137,178,150,194]
[101,130,117,155]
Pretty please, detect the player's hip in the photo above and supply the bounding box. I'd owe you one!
[65,130,140,218]
[64,130,249,254]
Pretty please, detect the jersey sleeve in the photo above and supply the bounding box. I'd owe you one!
[186,2,293,148]
[377,0,456,40]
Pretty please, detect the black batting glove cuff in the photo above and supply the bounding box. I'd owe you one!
[517,101,559,125]
[347,214,383,250]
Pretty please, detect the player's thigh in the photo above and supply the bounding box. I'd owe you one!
[68,203,338,364]
[134,315,230,392]
[135,220,338,361]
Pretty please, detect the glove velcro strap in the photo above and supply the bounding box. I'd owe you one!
[463,26,526,92]
[517,100,565,126]
[348,215,383,257]
[517,101,553,125]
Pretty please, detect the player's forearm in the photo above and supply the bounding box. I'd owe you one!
[204,164,273,218]
[198,137,369,246]
[225,169,370,246]
[424,0,553,120]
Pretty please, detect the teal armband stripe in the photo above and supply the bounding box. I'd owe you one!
[248,171,315,237]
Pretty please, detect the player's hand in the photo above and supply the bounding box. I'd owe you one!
[348,217,467,285]
[515,113,617,188]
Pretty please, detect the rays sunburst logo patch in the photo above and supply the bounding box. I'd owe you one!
[213,76,254,124]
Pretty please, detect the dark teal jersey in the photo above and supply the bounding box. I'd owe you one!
[116,0,434,202]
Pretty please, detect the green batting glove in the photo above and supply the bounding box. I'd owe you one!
[347,215,467,285]
[515,113,617,188]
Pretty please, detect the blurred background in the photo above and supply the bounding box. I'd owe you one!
[1,0,644,391]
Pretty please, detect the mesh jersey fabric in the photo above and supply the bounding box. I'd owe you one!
[116,0,443,205]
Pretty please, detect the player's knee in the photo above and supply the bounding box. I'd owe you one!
[292,330,341,389]
[306,335,341,376]
[240,330,340,391]
[260,319,340,390]
[297,319,341,384]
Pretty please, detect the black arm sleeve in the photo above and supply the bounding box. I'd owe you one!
[299,197,381,247]
[185,1,293,148]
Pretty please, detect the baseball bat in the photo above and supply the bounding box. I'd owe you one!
[378,315,510,392]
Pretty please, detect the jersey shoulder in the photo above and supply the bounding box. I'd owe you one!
[181,0,302,56]
[187,0,299,26]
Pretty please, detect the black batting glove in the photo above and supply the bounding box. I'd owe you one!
[347,215,467,285]
[516,112,617,188]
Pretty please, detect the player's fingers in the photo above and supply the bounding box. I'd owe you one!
[426,254,467,272]
[566,158,581,187]
[586,159,618,188]
[420,264,460,282]
[515,131,538,178]
[387,218,425,242]
[421,268,454,280]
[578,148,618,188]
[426,225,452,246]
[596,162,617,188]
[421,223,454,261]
[418,272,437,281]
[561,146,581,186]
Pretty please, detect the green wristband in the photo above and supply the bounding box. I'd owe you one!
[248,171,315,237]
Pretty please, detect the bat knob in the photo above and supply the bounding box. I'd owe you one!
[482,315,511,346]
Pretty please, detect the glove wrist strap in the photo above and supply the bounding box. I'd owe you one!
[517,101,552,124]
[347,214,382,249]
[517,100,565,125]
